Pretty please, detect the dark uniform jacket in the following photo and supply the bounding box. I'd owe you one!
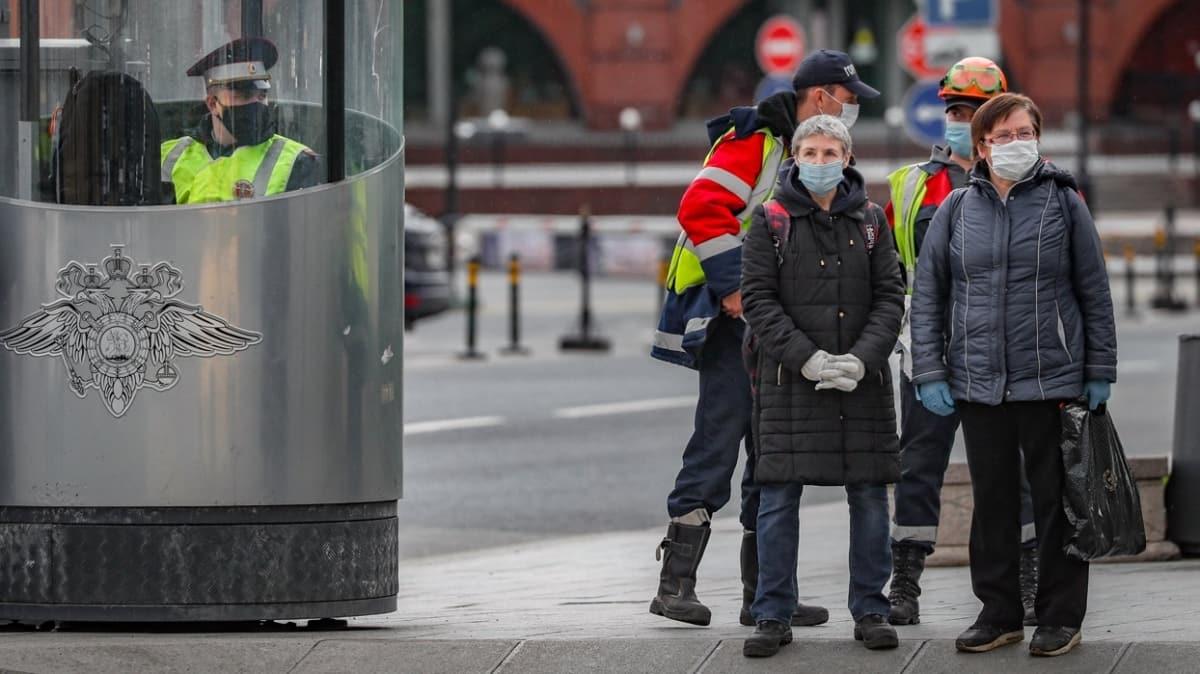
[742,165,905,486]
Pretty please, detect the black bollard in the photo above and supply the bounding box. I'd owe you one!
[500,253,529,355]
[560,207,611,352]
[1124,244,1138,317]
[1152,208,1188,311]
[1168,334,1200,555]
[458,256,486,360]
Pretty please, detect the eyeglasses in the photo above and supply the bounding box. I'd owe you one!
[985,129,1037,146]
[942,64,1004,94]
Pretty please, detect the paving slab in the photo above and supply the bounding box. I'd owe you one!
[291,639,518,674]
[497,638,717,674]
[1113,642,1200,674]
[907,638,1125,674]
[699,638,922,673]
[0,638,317,674]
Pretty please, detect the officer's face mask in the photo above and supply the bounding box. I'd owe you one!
[213,99,276,147]
[818,89,859,129]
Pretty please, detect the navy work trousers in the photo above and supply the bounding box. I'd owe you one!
[892,374,1037,552]
[667,315,759,531]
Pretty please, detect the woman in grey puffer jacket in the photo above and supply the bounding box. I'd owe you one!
[910,94,1116,658]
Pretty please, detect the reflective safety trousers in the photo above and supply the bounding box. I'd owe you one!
[651,128,785,369]
[161,134,308,205]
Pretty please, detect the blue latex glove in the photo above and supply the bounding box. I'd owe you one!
[917,381,956,417]
[1083,380,1111,411]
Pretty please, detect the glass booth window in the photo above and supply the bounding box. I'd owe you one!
[0,0,402,205]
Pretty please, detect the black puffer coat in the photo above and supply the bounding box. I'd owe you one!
[742,165,904,486]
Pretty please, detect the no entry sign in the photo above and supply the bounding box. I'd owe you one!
[756,16,806,76]
[897,15,944,81]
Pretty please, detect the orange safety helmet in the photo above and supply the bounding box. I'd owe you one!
[938,57,1008,102]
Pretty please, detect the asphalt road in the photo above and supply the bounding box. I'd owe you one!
[400,271,1198,559]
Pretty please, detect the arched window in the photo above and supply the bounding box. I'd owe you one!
[405,0,579,122]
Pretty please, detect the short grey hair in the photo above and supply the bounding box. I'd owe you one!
[791,114,852,157]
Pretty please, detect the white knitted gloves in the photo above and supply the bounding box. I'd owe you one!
[813,354,866,392]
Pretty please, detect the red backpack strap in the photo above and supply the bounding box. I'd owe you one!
[762,199,791,266]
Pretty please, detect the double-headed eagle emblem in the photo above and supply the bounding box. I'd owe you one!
[0,247,262,418]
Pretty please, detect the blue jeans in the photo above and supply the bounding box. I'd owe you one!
[752,482,891,624]
[893,375,1037,551]
[667,316,759,530]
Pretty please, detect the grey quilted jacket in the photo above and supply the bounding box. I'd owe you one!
[910,160,1117,404]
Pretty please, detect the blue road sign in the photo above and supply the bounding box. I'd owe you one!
[902,80,946,147]
[923,0,995,27]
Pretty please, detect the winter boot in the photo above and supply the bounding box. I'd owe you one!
[1020,545,1039,626]
[739,531,829,627]
[888,542,927,625]
[649,522,712,626]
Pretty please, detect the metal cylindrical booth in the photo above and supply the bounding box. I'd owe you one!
[0,1,403,621]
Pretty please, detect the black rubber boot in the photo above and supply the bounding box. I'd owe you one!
[1020,545,1039,626]
[888,542,926,625]
[649,523,712,626]
[738,531,829,627]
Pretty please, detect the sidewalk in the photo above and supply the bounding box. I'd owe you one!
[1,500,1197,672]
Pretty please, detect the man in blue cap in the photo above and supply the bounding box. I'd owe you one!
[651,49,879,639]
[161,37,320,204]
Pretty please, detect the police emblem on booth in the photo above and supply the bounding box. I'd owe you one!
[0,247,262,418]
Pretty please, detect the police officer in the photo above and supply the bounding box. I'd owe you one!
[161,37,320,204]
[884,57,1039,627]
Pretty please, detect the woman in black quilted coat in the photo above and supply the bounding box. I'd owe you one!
[740,115,904,658]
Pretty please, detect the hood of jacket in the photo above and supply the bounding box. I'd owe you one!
[705,91,798,145]
[773,160,869,218]
[969,157,1080,196]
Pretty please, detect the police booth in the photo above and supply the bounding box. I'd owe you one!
[0,0,403,621]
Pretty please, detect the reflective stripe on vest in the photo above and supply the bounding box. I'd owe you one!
[667,129,785,295]
[886,164,931,292]
[162,137,196,178]
[180,135,308,204]
[160,136,214,204]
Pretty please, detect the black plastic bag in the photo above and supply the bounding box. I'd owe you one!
[1060,401,1147,561]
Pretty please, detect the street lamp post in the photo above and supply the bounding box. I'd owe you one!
[1076,0,1093,206]
[488,108,511,188]
[1190,99,1200,209]
[619,107,643,187]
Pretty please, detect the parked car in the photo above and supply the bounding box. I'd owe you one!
[404,204,452,330]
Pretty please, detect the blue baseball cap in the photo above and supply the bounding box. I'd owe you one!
[791,49,880,99]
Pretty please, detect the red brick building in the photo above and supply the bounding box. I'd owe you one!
[425,0,1198,129]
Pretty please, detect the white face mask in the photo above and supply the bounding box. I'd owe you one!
[988,139,1039,181]
[820,90,859,129]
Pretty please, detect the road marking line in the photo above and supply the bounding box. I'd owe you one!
[553,395,696,419]
[404,416,506,435]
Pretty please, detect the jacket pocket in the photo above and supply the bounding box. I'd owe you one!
[1055,301,1074,364]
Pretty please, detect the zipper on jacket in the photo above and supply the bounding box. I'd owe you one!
[777,362,783,386]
